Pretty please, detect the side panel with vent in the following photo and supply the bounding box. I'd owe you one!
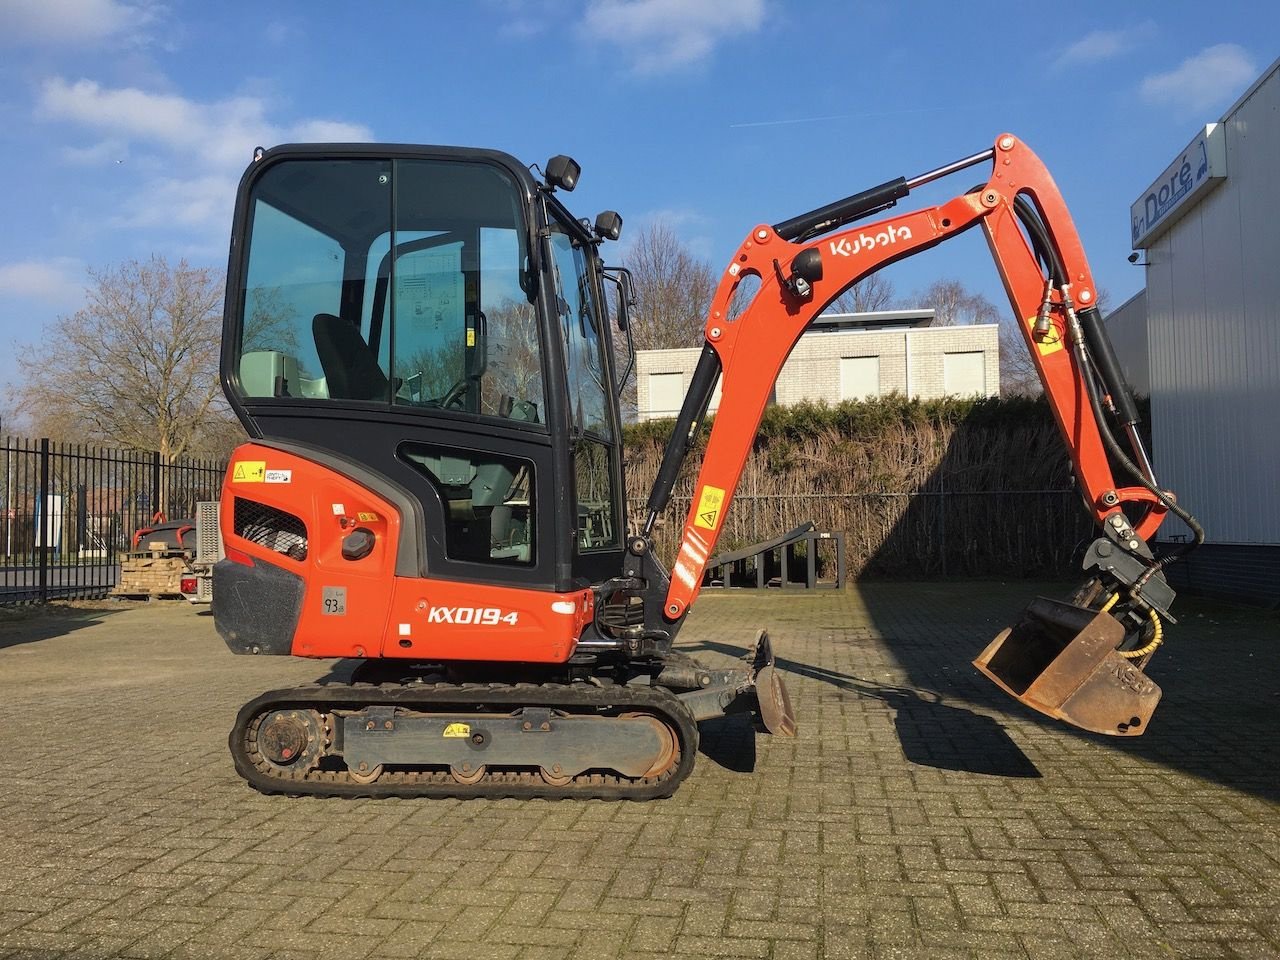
[214,441,592,663]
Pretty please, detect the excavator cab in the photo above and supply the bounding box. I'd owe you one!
[222,146,629,599]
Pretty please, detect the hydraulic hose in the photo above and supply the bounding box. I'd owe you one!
[1011,197,1205,570]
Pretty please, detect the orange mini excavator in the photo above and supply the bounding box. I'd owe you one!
[213,134,1201,798]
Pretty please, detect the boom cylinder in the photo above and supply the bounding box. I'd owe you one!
[644,344,722,533]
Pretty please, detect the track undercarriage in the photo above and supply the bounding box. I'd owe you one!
[229,632,795,800]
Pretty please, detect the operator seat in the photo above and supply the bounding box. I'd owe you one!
[312,313,390,401]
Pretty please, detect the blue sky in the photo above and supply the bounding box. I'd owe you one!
[0,0,1276,394]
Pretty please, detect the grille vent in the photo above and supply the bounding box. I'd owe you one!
[196,501,223,563]
[234,498,308,560]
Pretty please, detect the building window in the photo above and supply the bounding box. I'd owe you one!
[840,356,880,400]
[943,351,986,396]
[648,372,684,419]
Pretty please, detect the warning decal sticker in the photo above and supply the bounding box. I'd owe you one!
[443,723,471,738]
[693,484,726,531]
[231,461,266,483]
[1024,316,1065,356]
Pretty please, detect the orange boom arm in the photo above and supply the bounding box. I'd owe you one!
[650,135,1167,619]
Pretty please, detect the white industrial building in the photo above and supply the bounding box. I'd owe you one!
[1109,56,1280,605]
[636,310,1000,421]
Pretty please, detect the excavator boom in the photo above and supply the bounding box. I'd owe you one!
[635,134,1199,736]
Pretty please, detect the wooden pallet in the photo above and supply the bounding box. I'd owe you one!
[113,555,188,597]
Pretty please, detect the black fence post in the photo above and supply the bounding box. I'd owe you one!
[38,438,50,603]
[151,450,162,521]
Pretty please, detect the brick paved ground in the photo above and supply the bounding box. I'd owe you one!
[0,583,1276,960]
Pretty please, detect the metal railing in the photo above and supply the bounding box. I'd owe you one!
[1,437,226,605]
[629,489,1094,580]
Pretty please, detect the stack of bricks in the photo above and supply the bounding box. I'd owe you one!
[112,542,187,596]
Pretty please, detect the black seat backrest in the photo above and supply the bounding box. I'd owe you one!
[312,313,390,401]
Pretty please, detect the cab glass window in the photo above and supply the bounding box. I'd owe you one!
[234,157,544,426]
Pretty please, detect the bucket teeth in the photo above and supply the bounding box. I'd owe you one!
[973,597,1160,736]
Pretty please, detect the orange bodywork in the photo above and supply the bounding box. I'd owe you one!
[664,135,1167,619]
[220,443,593,663]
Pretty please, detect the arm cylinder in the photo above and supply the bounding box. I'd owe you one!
[772,178,909,242]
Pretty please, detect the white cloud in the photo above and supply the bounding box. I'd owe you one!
[36,77,375,230]
[1054,23,1154,69]
[581,0,766,75]
[0,0,160,47]
[0,258,86,306]
[1140,44,1258,114]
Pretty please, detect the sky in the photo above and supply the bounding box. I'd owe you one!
[0,0,1277,395]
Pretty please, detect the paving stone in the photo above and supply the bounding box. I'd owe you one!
[0,584,1275,960]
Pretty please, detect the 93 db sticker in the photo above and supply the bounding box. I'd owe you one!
[321,586,347,616]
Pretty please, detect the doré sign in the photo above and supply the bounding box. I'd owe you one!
[1130,124,1227,249]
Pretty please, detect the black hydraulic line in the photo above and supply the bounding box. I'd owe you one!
[1010,195,1202,562]
[1076,336,1204,564]
[1013,198,1147,458]
[1013,194,1066,285]
[644,344,722,530]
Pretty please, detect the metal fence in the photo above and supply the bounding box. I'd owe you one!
[630,489,1095,581]
[1,437,226,605]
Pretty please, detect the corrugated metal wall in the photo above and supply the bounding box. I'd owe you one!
[1105,290,1150,397]
[1144,63,1280,546]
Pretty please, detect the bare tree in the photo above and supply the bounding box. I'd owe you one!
[829,273,896,314]
[9,256,229,462]
[918,278,999,327]
[998,322,1044,397]
[623,222,717,351]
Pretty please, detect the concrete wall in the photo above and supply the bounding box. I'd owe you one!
[635,324,1000,421]
[1104,289,1150,398]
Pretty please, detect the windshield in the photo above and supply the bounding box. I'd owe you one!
[233,157,544,425]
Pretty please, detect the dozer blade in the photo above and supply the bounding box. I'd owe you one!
[751,630,798,736]
[973,597,1160,736]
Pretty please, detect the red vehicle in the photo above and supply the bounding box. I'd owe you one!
[213,135,1200,799]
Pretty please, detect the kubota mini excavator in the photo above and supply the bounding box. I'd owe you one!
[213,134,1201,799]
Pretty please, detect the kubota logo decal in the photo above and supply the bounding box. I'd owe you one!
[829,224,913,257]
[427,606,519,626]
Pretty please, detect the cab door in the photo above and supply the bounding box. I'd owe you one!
[542,208,626,584]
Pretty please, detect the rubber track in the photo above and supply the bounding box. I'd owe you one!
[229,681,699,800]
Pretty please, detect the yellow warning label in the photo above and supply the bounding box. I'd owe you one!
[466,328,476,347]
[232,461,266,483]
[443,722,471,738]
[693,484,726,531]
[1025,317,1065,356]
[357,511,380,522]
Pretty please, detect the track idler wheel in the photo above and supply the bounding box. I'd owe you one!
[974,597,1161,736]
